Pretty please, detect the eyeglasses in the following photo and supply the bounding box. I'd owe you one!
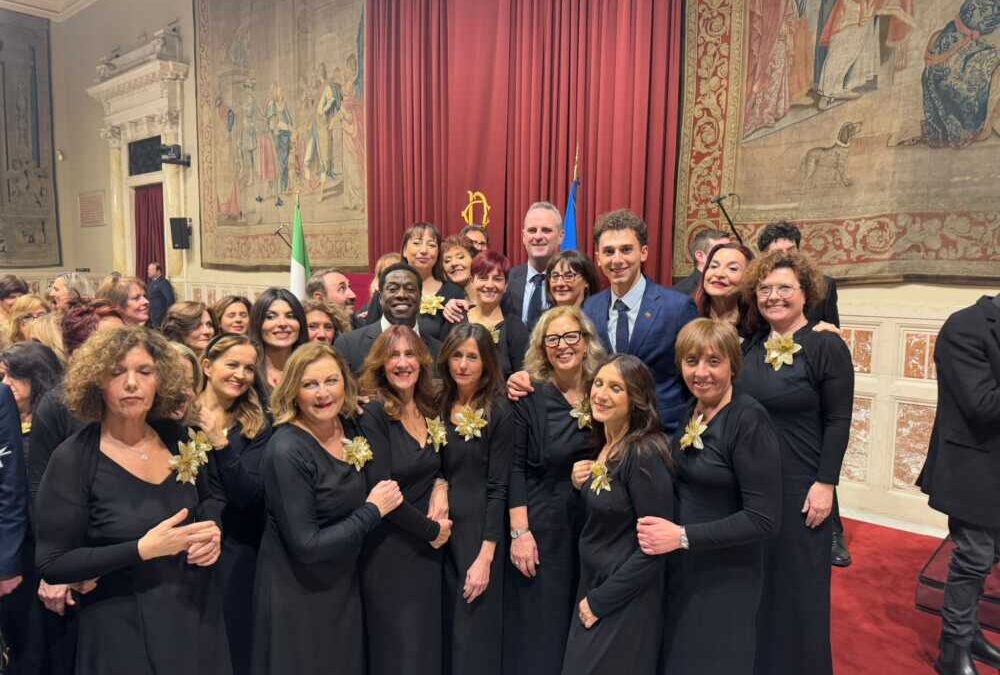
[755,284,801,299]
[549,271,579,284]
[22,312,49,323]
[543,330,585,348]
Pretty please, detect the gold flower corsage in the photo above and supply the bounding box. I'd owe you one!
[589,461,611,494]
[679,413,708,451]
[489,325,501,344]
[426,416,448,452]
[764,333,802,371]
[343,436,373,471]
[455,406,488,441]
[569,398,592,430]
[419,294,445,316]
[171,428,214,485]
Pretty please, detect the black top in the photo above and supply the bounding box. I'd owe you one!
[672,269,701,296]
[806,276,840,327]
[34,421,229,675]
[466,313,530,379]
[210,421,272,549]
[0,383,26,579]
[334,322,443,376]
[27,385,83,501]
[736,325,854,485]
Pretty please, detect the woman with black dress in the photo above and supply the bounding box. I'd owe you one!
[436,323,513,675]
[34,326,230,675]
[358,325,452,675]
[196,334,271,675]
[248,288,308,402]
[637,318,781,673]
[562,354,674,675]
[251,342,402,675]
[736,251,854,675]
[465,250,530,378]
[504,305,604,674]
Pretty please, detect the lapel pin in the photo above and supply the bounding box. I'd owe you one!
[644,311,652,319]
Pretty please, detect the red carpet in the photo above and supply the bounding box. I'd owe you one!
[832,518,999,674]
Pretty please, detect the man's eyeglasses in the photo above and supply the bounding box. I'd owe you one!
[543,330,585,348]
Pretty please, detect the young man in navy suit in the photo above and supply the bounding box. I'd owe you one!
[583,209,697,434]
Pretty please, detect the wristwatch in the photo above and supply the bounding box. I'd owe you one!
[510,528,530,540]
[679,527,690,550]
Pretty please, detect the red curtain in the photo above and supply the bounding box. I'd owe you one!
[366,0,683,283]
[134,184,165,281]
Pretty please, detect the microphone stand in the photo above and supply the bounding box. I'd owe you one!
[714,195,745,247]
[274,224,291,250]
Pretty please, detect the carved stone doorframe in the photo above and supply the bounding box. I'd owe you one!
[87,26,188,278]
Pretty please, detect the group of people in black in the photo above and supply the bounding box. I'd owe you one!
[10,200,991,675]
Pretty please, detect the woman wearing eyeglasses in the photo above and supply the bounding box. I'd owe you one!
[503,306,604,675]
[544,251,600,309]
[735,250,854,675]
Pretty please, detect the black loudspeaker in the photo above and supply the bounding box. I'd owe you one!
[170,217,191,249]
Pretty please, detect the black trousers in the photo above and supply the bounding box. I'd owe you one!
[831,490,843,536]
[942,517,1000,645]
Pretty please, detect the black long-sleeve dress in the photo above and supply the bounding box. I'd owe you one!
[251,421,380,675]
[561,439,674,675]
[736,325,853,675]
[503,382,598,675]
[442,398,514,675]
[662,393,782,674]
[360,400,444,675]
[33,421,231,675]
[212,421,271,675]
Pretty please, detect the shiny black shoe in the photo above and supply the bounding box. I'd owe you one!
[971,631,1000,669]
[935,640,980,675]
[831,530,852,568]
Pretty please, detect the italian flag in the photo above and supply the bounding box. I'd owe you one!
[290,199,311,300]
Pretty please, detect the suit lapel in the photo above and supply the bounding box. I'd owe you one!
[628,284,660,354]
[593,291,612,350]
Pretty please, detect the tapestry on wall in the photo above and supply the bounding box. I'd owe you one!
[0,13,59,268]
[195,0,368,271]
[674,0,1000,283]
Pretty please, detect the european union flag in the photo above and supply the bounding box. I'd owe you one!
[562,178,579,251]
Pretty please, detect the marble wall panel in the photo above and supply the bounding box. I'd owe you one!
[842,396,872,483]
[903,331,938,380]
[892,401,936,492]
[841,327,874,374]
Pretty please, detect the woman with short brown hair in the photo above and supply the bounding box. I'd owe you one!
[95,276,149,326]
[162,301,218,356]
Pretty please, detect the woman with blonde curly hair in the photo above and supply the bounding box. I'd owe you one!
[33,326,230,675]
[357,325,450,675]
[735,250,854,675]
[504,305,604,674]
[162,301,217,356]
[253,342,400,675]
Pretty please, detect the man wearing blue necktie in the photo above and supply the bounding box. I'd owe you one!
[583,209,697,434]
[503,202,564,332]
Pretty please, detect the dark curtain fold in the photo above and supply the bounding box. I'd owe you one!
[134,184,165,281]
[366,0,683,283]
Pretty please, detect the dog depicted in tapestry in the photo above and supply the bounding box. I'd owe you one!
[801,121,863,189]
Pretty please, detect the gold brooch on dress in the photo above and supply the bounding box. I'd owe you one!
[343,436,373,471]
[419,295,445,316]
[426,416,448,452]
[764,334,802,371]
[489,326,501,344]
[679,413,708,451]
[171,428,214,485]
[569,398,592,430]
[589,461,611,494]
[455,406,488,441]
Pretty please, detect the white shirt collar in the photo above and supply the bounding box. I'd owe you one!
[380,316,420,336]
[611,274,646,311]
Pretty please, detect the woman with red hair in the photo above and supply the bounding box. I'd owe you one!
[463,251,530,378]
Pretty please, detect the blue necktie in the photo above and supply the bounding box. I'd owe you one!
[614,299,629,353]
[526,273,545,327]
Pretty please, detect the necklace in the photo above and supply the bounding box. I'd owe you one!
[103,427,154,461]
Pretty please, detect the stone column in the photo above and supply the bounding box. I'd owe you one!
[100,125,128,274]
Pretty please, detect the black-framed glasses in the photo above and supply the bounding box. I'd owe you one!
[549,271,579,284]
[755,284,800,299]
[543,330,585,348]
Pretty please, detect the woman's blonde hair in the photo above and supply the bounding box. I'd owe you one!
[27,313,66,363]
[170,341,204,393]
[63,326,188,423]
[4,294,51,345]
[200,334,265,437]
[522,305,605,384]
[270,341,358,426]
[674,318,743,378]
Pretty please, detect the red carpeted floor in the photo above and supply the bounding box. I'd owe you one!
[832,518,999,674]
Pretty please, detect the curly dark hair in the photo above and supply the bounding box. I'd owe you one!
[592,209,648,247]
[63,326,189,423]
[741,250,827,331]
[756,221,802,253]
[61,301,123,356]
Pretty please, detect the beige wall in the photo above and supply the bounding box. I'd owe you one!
[20,0,999,533]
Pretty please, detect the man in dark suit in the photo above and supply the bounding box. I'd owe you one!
[919,295,1000,675]
[333,263,442,374]
[758,220,850,567]
[672,228,730,296]
[583,209,697,434]
[306,266,362,329]
[145,261,175,328]
[502,201,564,332]
[0,384,28,661]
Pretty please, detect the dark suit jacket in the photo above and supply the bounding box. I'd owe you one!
[583,279,698,434]
[807,275,840,327]
[672,269,701,296]
[501,263,529,321]
[333,322,443,376]
[147,276,176,328]
[0,383,27,578]
[919,296,1000,528]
